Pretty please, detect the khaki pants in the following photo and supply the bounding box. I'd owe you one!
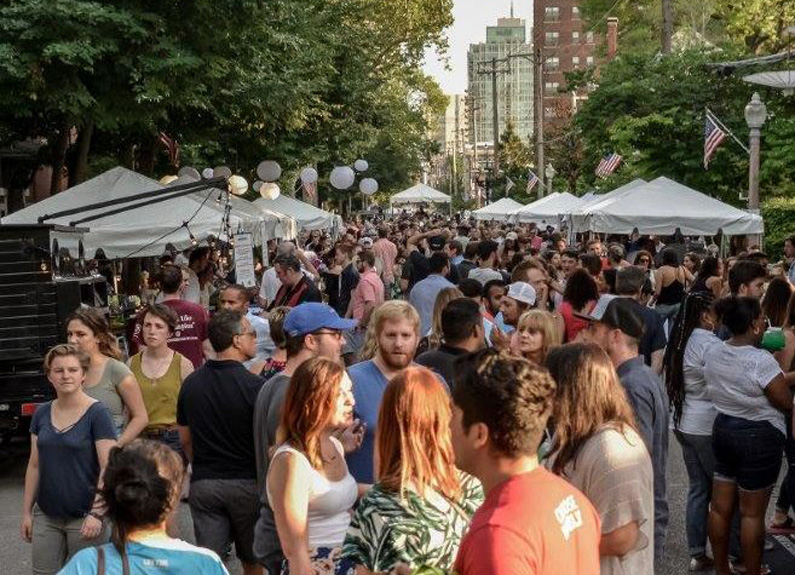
[32,504,109,575]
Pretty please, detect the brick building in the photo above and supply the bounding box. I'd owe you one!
[532,0,618,128]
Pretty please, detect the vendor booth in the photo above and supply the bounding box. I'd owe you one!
[472,197,525,221]
[253,194,342,234]
[510,192,586,225]
[389,184,451,210]
[2,167,292,257]
[568,176,764,236]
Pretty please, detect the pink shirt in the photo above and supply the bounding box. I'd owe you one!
[351,270,385,322]
[373,238,398,283]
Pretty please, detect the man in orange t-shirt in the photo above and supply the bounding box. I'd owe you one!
[450,349,601,575]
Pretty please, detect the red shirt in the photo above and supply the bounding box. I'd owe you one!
[454,467,601,575]
[131,299,209,369]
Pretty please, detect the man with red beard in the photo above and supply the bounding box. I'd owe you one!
[346,301,423,484]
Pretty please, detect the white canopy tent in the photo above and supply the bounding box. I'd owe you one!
[389,183,451,207]
[511,192,586,225]
[567,179,647,232]
[1,167,286,258]
[165,176,297,243]
[253,194,342,234]
[472,197,525,221]
[571,176,764,236]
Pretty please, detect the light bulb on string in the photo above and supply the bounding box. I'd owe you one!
[184,222,198,246]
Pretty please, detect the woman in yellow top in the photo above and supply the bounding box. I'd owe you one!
[127,304,194,457]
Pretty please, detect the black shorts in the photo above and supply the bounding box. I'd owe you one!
[712,413,784,491]
[189,478,260,564]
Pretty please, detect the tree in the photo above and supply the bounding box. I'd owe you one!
[573,48,795,204]
[495,121,533,201]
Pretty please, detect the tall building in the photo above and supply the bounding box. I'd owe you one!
[428,94,467,189]
[467,11,534,147]
[532,1,618,128]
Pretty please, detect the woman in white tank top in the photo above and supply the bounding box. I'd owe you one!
[267,357,360,575]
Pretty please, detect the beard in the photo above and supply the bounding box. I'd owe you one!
[379,348,413,370]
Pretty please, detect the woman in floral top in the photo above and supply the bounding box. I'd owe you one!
[342,366,483,573]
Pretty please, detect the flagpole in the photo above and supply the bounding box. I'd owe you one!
[706,108,750,154]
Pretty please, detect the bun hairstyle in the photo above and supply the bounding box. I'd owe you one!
[101,440,184,555]
[715,296,762,337]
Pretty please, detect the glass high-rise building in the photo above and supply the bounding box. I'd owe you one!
[467,13,534,146]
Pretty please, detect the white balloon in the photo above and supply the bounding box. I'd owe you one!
[257,160,282,182]
[213,166,232,178]
[359,177,378,195]
[228,175,249,196]
[330,166,355,190]
[177,166,201,181]
[201,168,215,179]
[252,180,264,192]
[300,167,318,185]
[354,159,369,172]
[260,182,281,200]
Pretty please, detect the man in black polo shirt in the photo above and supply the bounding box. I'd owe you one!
[177,310,265,575]
[416,298,485,387]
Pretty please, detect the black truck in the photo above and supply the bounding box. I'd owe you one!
[0,224,108,440]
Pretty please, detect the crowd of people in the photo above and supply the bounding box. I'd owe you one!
[18,209,795,575]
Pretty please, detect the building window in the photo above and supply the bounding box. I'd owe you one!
[544,6,560,21]
[572,6,580,18]
[572,31,580,42]
[545,107,557,118]
[545,81,560,94]
[572,56,580,68]
[586,56,594,66]
[545,31,559,46]
[546,56,559,71]
[586,31,595,43]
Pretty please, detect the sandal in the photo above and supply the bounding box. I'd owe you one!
[768,515,795,534]
[730,561,771,575]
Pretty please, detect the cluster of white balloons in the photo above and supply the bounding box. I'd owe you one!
[159,157,377,201]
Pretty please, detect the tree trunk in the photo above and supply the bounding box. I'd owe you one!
[50,124,71,194]
[71,119,94,186]
[661,0,673,54]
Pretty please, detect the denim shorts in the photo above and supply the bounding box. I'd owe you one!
[712,413,784,491]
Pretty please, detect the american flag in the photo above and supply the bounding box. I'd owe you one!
[595,153,622,178]
[158,132,180,166]
[303,180,318,206]
[703,113,726,169]
[526,170,540,192]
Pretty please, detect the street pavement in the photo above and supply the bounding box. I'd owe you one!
[0,434,791,574]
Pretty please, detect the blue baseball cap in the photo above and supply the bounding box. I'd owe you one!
[283,303,358,337]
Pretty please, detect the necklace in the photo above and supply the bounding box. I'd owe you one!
[142,350,172,386]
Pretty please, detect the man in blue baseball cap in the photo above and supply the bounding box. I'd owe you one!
[251,303,358,574]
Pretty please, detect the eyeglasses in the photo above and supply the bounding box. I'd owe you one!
[312,330,343,340]
[236,330,257,338]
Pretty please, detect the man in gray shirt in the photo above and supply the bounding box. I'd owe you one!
[252,303,356,574]
[579,296,669,565]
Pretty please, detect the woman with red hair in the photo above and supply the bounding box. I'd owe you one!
[267,357,359,575]
[342,366,483,574]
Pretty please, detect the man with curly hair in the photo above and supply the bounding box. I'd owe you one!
[450,349,601,575]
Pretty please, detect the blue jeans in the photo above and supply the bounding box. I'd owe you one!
[675,430,715,558]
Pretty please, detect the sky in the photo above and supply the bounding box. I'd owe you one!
[422,0,533,95]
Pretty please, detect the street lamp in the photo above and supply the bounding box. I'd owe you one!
[743,92,767,212]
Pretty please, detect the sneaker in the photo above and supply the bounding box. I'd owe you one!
[730,561,771,575]
[768,515,795,534]
[689,555,714,571]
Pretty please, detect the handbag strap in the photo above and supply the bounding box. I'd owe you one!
[96,544,131,575]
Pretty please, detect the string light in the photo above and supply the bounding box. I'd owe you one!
[184,222,198,246]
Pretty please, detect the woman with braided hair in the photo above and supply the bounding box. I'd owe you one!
[663,292,720,572]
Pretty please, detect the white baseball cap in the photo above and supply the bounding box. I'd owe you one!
[506,282,537,306]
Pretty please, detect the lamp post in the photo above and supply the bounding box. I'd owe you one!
[744,92,767,213]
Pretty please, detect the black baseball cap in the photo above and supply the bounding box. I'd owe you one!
[428,235,447,251]
[577,296,645,339]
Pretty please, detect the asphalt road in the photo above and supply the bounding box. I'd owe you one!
[0,434,790,575]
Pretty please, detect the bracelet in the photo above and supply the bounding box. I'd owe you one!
[86,511,104,521]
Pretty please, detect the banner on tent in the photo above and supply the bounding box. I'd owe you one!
[233,232,256,288]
